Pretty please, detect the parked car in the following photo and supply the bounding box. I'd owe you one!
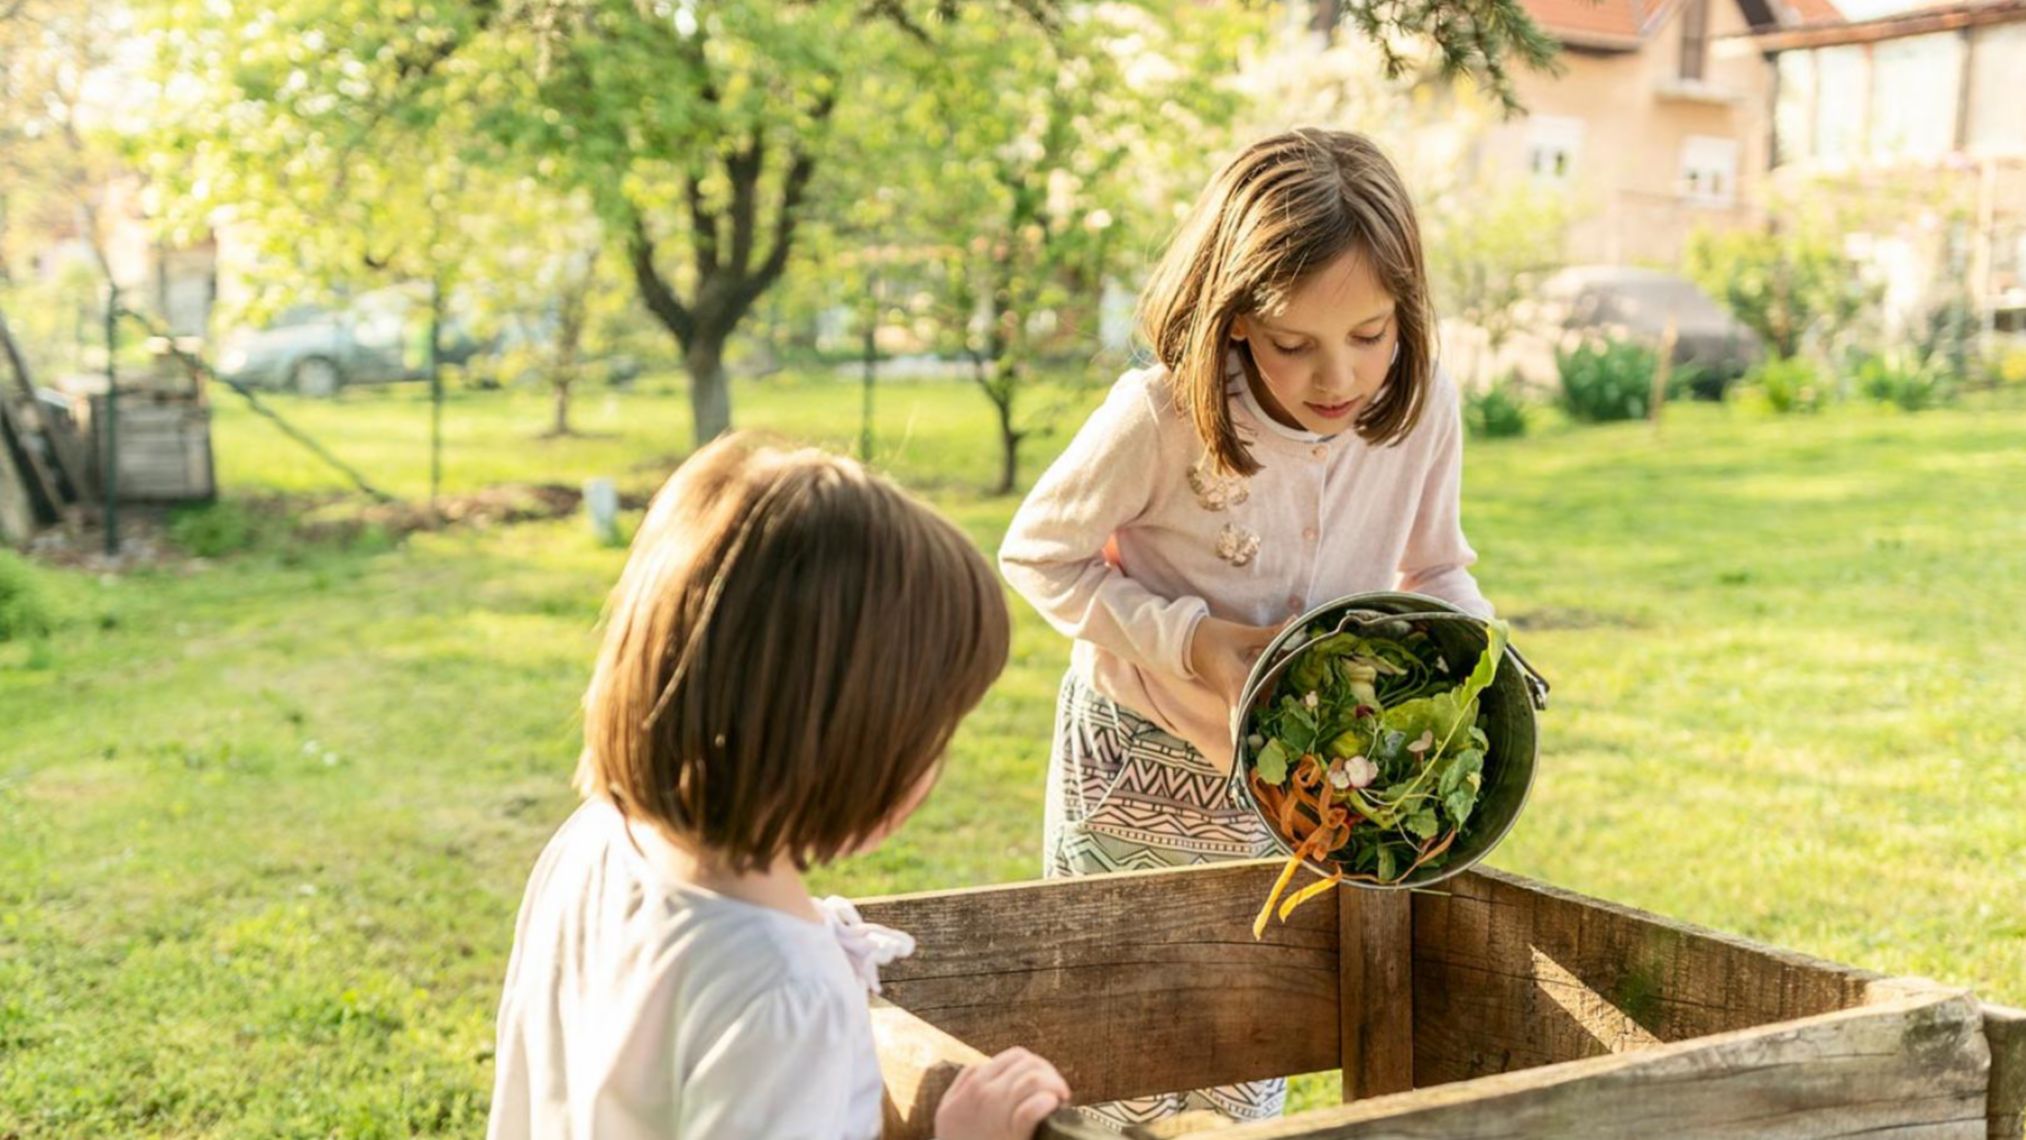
[1527,266,1764,399]
[215,288,480,397]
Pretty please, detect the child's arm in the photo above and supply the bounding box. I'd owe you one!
[999,378,1207,682]
[677,980,874,1138]
[1398,381,1494,618]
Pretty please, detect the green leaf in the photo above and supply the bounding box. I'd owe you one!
[1439,748,1485,797]
[1256,738,1290,785]
[1376,845,1398,883]
[1445,788,1477,828]
[1405,808,1440,840]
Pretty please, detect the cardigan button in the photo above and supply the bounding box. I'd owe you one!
[1287,595,1303,613]
[1310,444,1328,460]
[1302,527,1319,542]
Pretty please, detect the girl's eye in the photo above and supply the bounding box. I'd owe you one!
[1353,332,1385,347]
[1271,341,1309,355]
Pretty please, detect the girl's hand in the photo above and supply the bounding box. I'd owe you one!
[933,1046,1071,1140]
[1188,616,1287,708]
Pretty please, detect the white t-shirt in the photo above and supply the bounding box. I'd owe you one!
[486,800,885,1140]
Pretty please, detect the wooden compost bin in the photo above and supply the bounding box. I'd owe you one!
[859,861,2025,1140]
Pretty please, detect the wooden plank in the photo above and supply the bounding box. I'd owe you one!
[877,997,1218,1140]
[1412,868,1883,1085]
[1340,890,1413,1100]
[1205,989,1991,1139]
[1988,1004,2026,1140]
[857,861,1343,1105]
[0,410,36,543]
[1745,0,2026,51]
[0,306,88,523]
[876,997,987,1140]
[0,396,69,527]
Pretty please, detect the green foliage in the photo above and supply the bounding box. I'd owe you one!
[1464,376,1529,439]
[1557,337,1659,423]
[0,551,54,643]
[1856,352,1956,413]
[1749,354,1829,414]
[168,500,272,559]
[1685,226,1879,360]
[1428,186,1568,386]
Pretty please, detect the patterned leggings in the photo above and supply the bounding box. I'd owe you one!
[1042,672,1285,1130]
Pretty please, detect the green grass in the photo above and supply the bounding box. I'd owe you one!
[3,376,2024,1134]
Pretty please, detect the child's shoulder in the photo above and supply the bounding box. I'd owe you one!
[1094,362,1192,437]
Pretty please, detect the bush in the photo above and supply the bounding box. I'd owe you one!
[1464,377,1528,439]
[1749,355,1828,414]
[168,501,261,558]
[1856,353,1955,412]
[1557,338,1659,423]
[0,551,54,644]
[1989,345,2026,388]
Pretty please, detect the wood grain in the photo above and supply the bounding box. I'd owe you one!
[1208,989,1991,1139]
[1412,867,1883,1085]
[858,861,1355,1104]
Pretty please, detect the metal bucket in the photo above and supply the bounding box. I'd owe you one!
[1230,591,1548,889]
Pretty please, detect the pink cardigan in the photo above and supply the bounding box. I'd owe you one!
[999,363,1492,771]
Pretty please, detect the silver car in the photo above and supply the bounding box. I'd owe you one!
[214,289,480,397]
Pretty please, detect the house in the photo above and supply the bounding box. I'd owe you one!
[1473,0,1843,266]
[1747,0,2026,338]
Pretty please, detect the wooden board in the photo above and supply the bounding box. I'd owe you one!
[857,861,1356,1105]
[1204,989,1991,1139]
[0,405,38,543]
[1987,1004,2026,1140]
[1412,867,1884,1085]
[876,997,987,1140]
[92,398,214,503]
[1340,891,1412,1099]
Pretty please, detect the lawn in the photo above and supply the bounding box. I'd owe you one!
[2,373,2023,1136]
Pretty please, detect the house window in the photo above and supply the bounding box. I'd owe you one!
[1679,0,1710,82]
[1527,116,1584,182]
[1680,135,1739,205]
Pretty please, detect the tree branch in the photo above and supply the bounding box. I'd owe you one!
[335,0,500,163]
[725,133,764,276]
[627,208,695,349]
[733,92,833,316]
[686,172,721,281]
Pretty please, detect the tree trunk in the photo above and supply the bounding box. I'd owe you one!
[428,275,445,506]
[685,333,732,446]
[550,286,587,439]
[859,280,879,462]
[552,376,574,437]
[989,358,1023,496]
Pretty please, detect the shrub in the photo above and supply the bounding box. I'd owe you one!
[1464,377,1528,439]
[1557,338,1659,423]
[1750,355,1828,414]
[0,551,54,643]
[1855,352,1955,412]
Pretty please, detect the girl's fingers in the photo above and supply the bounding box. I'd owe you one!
[1003,1063,1070,1106]
[975,1046,1036,1085]
[1009,1088,1066,1133]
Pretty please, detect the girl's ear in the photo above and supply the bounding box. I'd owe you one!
[1230,314,1251,342]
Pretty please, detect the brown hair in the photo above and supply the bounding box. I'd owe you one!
[575,434,1010,873]
[1138,128,1436,476]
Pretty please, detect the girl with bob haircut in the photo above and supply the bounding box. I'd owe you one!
[490,435,1069,1140]
[1001,128,1495,1126]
